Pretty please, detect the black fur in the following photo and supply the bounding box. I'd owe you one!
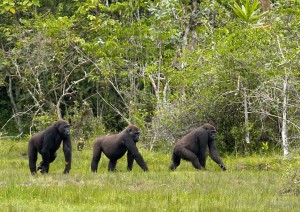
[91,125,148,172]
[169,123,226,171]
[28,120,72,175]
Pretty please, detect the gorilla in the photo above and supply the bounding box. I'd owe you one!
[28,119,72,175]
[169,123,226,171]
[91,124,149,172]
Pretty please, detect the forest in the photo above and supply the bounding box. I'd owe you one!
[1,0,300,155]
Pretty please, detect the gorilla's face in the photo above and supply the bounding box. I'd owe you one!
[57,121,70,137]
[127,125,140,142]
[202,123,217,139]
[211,129,216,139]
[132,131,140,142]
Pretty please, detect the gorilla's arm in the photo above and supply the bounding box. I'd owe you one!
[124,140,148,171]
[208,138,226,171]
[63,137,72,174]
[40,133,52,173]
[127,151,134,171]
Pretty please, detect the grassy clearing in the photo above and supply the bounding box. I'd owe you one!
[0,139,299,211]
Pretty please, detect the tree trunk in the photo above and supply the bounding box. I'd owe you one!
[244,88,250,144]
[8,76,23,134]
[276,35,289,157]
[181,0,198,69]
[282,74,288,157]
[260,0,270,11]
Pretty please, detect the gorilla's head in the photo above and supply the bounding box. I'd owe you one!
[55,120,71,137]
[202,123,216,138]
[126,125,140,142]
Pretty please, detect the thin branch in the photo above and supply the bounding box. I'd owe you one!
[11,60,41,107]
[1,106,36,130]
[163,79,170,103]
[148,74,158,99]
[0,132,23,139]
[72,45,129,109]
[276,35,286,61]
[29,105,45,136]
[56,70,87,119]
[96,91,130,124]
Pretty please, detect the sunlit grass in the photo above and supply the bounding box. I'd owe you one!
[0,139,299,211]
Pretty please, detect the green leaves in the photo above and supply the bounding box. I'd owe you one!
[0,0,15,14]
[230,0,263,23]
[0,0,40,14]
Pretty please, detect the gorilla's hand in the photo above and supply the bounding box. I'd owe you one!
[40,166,49,174]
[63,168,70,174]
[220,164,227,171]
[63,162,71,174]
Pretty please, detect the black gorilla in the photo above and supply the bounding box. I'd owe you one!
[169,123,226,171]
[91,124,149,172]
[28,119,72,175]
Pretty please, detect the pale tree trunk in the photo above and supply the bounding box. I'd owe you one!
[56,96,64,119]
[237,76,250,144]
[282,74,288,157]
[277,35,289,157]
[147,36,170,150]
[181,0,198,68]
[182,1,198,47]
[243,88,250,144]
[8,76,23,135]
[260,0,270,11]
[148,74,169,151]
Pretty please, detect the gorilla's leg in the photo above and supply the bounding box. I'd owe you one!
[91,151,102,172]
[38,152,57,172]
[28,146,38,174]
[39,149,51,174]
[50,152,57,163]
[198,149,207,168]
[108,159,117,171]
[178,148,203,169]
[169,152,181,170]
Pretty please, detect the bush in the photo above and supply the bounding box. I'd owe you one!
[281,161,300,195]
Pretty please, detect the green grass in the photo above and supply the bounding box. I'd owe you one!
[0,139,299,211]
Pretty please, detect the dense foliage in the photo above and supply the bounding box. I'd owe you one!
[1,0,300,155]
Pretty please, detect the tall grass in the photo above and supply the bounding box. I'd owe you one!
[0,139,299,211]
